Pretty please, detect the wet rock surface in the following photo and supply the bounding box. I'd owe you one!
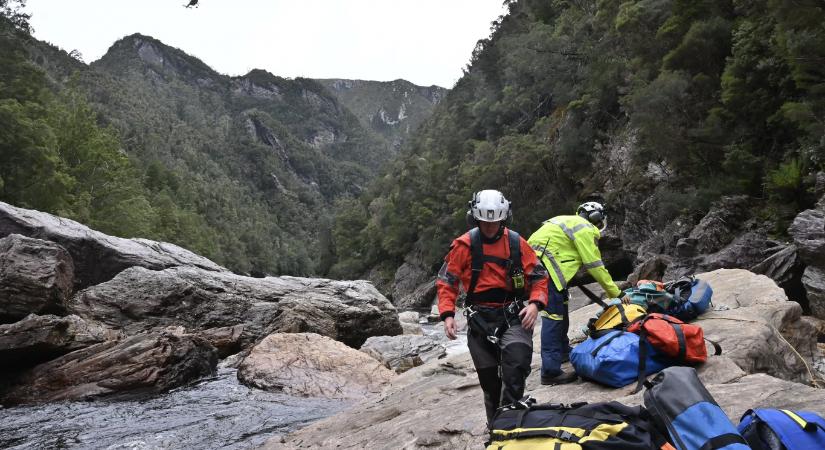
[237,333,395,399]
[0,368,349,450]
[0,314,119,371]
[196,325,245,358]
[2,332,218,405]
[0,234,74,323]
[0,201,226,290]
[69,266,402,348]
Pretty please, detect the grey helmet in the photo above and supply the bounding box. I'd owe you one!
[577,201,606,230]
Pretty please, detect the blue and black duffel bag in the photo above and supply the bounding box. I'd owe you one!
[660,276,713,322]
[570,330,671,388]
[643,366,750,450]
[738,408,825,449]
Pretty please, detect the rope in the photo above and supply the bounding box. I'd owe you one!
[775,331,823,389]
[699,316,822,388]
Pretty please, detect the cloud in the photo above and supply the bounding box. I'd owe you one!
[27,0,506,87]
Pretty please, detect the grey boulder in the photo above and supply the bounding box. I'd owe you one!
[0,234,74,323]
[398,311,423,335]
[394,277,437,311]
[360,335,446,373]
[392,261,432,305]
[750,243,803,289]
[0,201,225,290]
[69,266,402,348]
[803,266,825,320]
[685,196,752,255]
[789,208,825,266]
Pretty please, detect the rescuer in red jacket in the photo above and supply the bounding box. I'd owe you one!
[436,189,549,426]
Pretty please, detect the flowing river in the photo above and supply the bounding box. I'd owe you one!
[0,368,350,450]
[0,315,465,450]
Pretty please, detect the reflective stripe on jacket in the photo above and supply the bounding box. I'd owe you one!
[527,215,621,298]
[436,228,549,319]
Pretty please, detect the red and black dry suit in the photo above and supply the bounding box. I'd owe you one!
[436,227,549,424]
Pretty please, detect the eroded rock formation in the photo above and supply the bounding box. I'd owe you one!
[2,332,217,405]
[68,266,402,348]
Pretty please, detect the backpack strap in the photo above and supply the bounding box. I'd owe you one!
[468,228,523,302]
[632,315,684,394]
[496,428,581,443]
[508,230,525,298]
[578,284,609,308]
[468,228,483,298]
[705,338,722,356]
[508,230,522,273]
[697,433,749,450]
[590,331,624,357]
[633,327,650,394]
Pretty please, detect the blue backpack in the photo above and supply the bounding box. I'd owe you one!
[570,330,670,388]
[738,409,825,450]
[660,277,713,322]
[643,366,749,450]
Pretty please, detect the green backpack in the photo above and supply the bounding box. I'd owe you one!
[624,280,674,311]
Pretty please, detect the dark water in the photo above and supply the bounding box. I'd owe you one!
[0,368,350,450]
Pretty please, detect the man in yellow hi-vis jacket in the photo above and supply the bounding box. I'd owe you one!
[527,201,626,385]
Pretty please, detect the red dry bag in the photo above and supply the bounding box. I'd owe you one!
[627,313,721,393]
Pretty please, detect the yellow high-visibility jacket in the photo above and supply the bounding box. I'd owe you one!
[527,215,621,298]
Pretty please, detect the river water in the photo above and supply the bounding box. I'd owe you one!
[0,368,350,450]
[0,317,466,450]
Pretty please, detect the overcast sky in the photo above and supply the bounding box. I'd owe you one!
[25,0,507,88]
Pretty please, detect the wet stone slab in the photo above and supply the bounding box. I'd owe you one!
[0,368,350,450]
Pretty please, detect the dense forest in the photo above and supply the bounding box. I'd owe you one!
[329,0,825,288]
[0,0,443,276]
[3,0,824,288]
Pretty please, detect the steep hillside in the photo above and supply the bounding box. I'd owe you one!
[14,31,405,275]
[317,79,447,150]
[330,0,825,298]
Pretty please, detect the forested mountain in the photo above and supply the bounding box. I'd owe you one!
[1,6,444,276]
[329,0,825,293]
[318,79,447,150]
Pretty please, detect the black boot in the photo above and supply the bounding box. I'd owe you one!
[541,370,578,386]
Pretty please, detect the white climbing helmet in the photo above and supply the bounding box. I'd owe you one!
[577,201,607,230]
[469,190,511,222]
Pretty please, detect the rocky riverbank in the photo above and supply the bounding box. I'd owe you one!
[267,269,825,449]
[0,201,410,448]
[3,197,825,449]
